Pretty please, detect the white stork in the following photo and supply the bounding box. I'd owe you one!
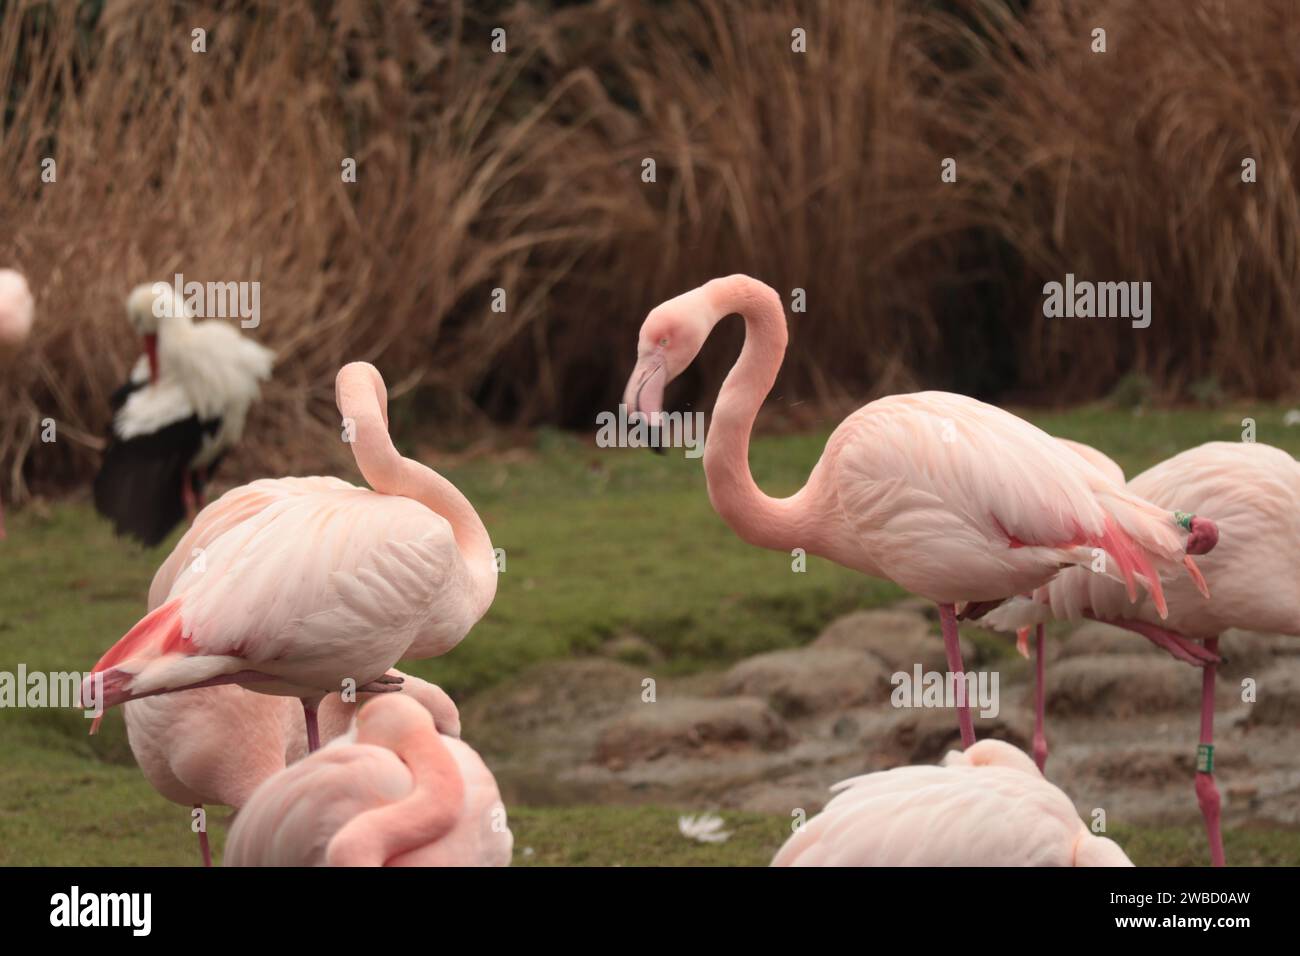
[94,283,274,546]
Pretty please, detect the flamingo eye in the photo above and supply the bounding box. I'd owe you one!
[658,336,670,347]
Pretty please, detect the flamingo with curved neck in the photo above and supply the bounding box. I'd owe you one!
[225,693,512,867]
[624,275,1217,748]
[84,362,497,751]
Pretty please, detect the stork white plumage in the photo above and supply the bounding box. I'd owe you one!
[94,283,274,546]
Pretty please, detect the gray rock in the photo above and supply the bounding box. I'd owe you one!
[1216,630,1291,680]
[1244,661,1300,728]
[594,697,791,765]
[720,647,892,718]
[1048,654,1201,717]
[875,708,1028,766]
[812,609,972,673]
[598,632,664,667]
[460,658,645,753]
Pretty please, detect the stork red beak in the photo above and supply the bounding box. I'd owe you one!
[143,333,159,383]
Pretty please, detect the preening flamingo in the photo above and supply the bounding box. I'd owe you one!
[126,498,460,868]
[772,739,1132,866]
[623,275,1218,748]
[125,671,459,867]
[987,440,1300,867]
[224,694,512,867]
[94,283,274,545]
[1016,438,1127,772]
[0,269,35,540]
[84,361,497,755]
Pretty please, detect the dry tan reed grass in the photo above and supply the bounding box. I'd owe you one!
[1,0,1297,503]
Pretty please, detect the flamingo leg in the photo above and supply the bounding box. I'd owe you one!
[1033,623,1048,774]
[1196,636,1225,867]
[0,492,6,540]
[195,804,212,867]
[303,698,321,753]
[1085,613,1220,667]
[938,603,976,749]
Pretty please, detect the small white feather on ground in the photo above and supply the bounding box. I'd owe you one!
[677,813,732,844]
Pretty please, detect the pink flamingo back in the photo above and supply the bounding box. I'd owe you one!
[772,740,1132,866]
[224,694,510,867]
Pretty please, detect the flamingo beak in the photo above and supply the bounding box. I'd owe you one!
[143,333,159,384]
[623,350,667,455]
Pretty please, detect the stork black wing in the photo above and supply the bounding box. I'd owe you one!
[93,416,204,547]
[108,378,146,411]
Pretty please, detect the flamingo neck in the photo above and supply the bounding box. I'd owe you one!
[701,276,807,552]
[336,366,498,621]
[327,727,465,865]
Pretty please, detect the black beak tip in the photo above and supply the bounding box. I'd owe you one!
[649,444,666,456]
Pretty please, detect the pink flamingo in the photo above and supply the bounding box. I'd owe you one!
[772,739,1132,866]
[84,362,497,752]
[0,269,35,540]
[623,275,1217,748]
[125,671,460,866]
[987,440,1300,867]
[1016,438,1127,773]
[223,694,512,866]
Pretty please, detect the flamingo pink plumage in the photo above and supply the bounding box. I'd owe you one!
[987,440,1300,867]
[623,275,1217,748]
[772,739,1133,866]
[124,671,460,866]
[0,269,35,540]
[224,694,512,867]
[84,361,497,752]
[1015,438,1127,772]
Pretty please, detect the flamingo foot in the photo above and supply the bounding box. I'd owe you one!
[196,804,212,867]
[1032,624,1048,774]
[938,602,976,749]
[358,674,405,694]
[1185,516,1219,555]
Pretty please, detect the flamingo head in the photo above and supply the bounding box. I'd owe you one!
[354,693,435,749]
[623,286,714,423]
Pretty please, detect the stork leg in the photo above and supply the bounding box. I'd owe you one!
[181,468,198,522]
[195,804,212,867]
[1033,623,1048,774]
[1195,636,1225,867]
[302,698,321,753]
[938,603,976,749]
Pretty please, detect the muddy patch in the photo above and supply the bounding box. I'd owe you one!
[460,606,1300,833]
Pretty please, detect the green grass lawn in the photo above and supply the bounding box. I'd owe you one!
[1,401,1298,865]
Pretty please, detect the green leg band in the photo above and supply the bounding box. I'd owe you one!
[1196,743,1214,773]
